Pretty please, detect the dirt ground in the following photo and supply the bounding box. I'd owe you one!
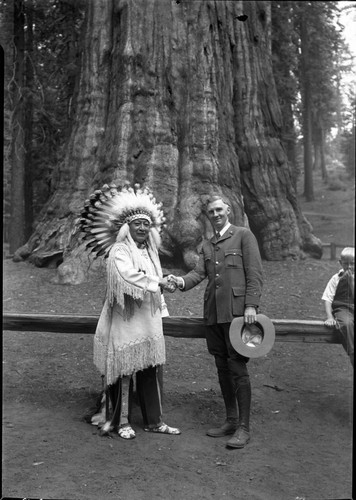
[2,176,355,500]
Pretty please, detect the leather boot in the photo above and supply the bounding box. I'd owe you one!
[226,378,251,448]
[206,420,237,437]
[207,372,238,437]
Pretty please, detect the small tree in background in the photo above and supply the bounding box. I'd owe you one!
[1,0,84,248]
[271,0,299,188]
[8,0,27,253]
[271,0,353,199]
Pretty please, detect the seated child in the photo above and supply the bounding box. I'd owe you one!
[322,247,354,367]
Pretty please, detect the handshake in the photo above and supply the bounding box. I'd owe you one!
[159,274,184,293]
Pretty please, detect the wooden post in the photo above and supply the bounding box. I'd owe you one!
[330,242,337,260]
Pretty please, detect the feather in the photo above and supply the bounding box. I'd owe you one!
[79,182,165,259]
[95,236,113,246]
[95,247,109,257]
[89,227,112,235]
[85,240,101,248]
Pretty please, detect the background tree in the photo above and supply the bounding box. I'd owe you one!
[309,1,343,183]
[8,0,27,253]
[298,2,314,201]
[296,1,346,199]
[271,0,299,187]
[1,0,84,246]
[339,95,355,181]
[10,0,325,284]
[272,1,350,198]
[1,0,14,242]
[24,0,33,239]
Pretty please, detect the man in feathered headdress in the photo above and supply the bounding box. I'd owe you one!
[79,183,181,439]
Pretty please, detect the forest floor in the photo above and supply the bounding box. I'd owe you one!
[2,173,355,500]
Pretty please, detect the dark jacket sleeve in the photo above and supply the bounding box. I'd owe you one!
[182,247,208,290]
[240,229,263,307]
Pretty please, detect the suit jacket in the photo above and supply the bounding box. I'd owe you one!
[182,225,263,325]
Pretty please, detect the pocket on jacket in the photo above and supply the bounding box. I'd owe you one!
[225,249,242,268]
[231,286,245,315]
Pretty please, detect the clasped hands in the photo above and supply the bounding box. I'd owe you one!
[159,274,182,293]
[161,277,258,325]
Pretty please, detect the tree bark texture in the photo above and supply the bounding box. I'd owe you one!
[24,0,34,239]
[15,0,322,282]
[1,0,14,242]
[300,10,314,201]
[9,0,27,254]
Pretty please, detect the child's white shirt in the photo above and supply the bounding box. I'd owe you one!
[322,270,344,303]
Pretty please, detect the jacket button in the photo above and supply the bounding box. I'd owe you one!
[215,261,219,265]
[216,247,220,251]
[215,273,219,277]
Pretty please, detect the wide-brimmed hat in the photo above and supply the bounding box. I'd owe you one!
[229,314,275,358]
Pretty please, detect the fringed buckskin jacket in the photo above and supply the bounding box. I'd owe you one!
[93,240,166,385]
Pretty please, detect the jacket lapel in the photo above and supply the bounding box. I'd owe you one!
[218,226,235,243]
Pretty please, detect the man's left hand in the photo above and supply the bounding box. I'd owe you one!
[244,306,257,324]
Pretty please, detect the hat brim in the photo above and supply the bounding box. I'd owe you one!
[229,314,275,359]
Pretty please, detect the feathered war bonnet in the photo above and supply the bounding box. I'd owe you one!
[78,182,166,316]
[78,182,166,259]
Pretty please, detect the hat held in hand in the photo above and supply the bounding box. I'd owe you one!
[229,314,275,358]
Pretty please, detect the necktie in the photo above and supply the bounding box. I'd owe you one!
[216,232,221,239]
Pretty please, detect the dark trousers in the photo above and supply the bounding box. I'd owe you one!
[206,322,251,427]
[109,365,163,428]
[136,365,163,427]
[333,307,354,367]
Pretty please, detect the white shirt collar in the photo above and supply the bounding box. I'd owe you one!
[218,222,231,237]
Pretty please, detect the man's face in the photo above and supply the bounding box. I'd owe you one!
[207,199,230,231]
[129,218,151,245]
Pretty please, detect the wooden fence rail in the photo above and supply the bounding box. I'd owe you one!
[3,313,342,345]
[321,242,354,260]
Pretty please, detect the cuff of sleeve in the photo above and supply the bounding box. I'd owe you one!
[245,295,260,307]
[146,275,160,293]
[178,277,185,290]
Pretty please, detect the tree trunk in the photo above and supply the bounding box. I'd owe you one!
[0,0,14,243]
[24,0,34,239]
[59,0,82,135]
[300,10,314,201]
[9,0,27,254]
[14,0,322,281]
[271,0,298,189]
[312,110,328,182]
[313,127,328,181]
[282,101,298,190]
[319,127,327,181]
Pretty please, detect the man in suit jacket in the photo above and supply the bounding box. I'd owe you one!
[169,195,263,448]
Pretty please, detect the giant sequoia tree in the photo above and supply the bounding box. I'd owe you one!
[14,0,322,284]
